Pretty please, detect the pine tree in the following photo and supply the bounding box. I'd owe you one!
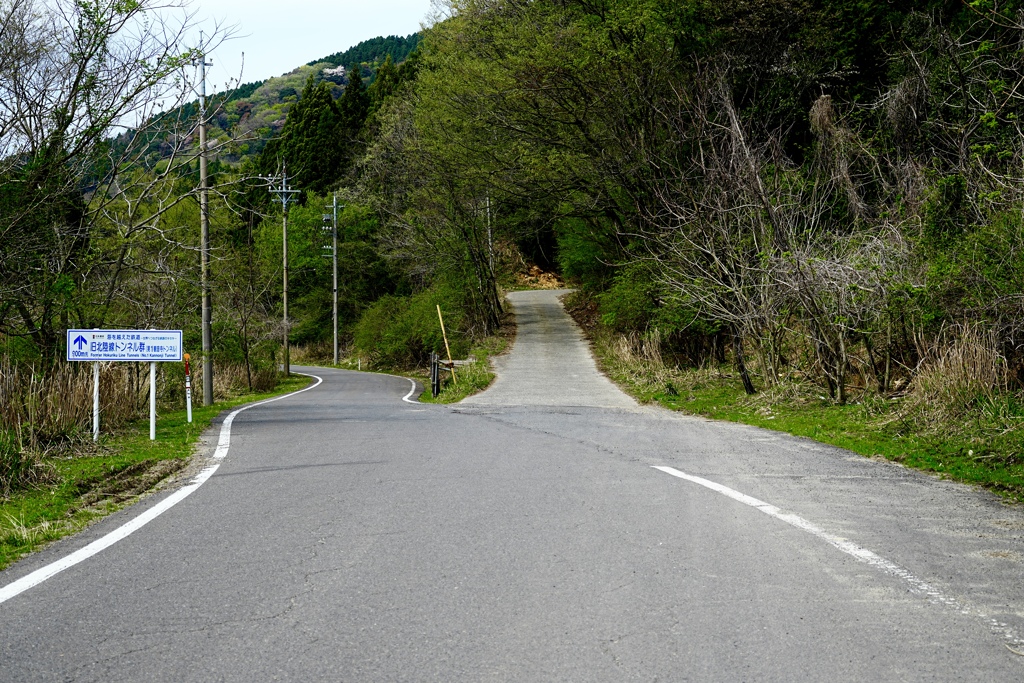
[338,67,371,139]
[279,74,346,196]
[368,55,400,113]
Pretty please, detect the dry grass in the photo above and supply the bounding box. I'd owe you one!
[0,359,148,446]
[289,342,337,365]
[192,362,278,397]
[602,320,1023,449]
[910,324,1004,416]
[0,358,150,495]
[599,329,722,401]
[0,357,279,496]
[891,324,1022,442]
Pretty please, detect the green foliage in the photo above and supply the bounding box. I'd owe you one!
[270,74,347,195]
[923,174,971,248]
[598,264,659,332]
[556,218,618,292]
[368,55,400,111]
[352,284,470,368]
[310,33,421,70]
[337,67,370,139]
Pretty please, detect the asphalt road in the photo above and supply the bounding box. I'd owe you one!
[2,289,1024,680]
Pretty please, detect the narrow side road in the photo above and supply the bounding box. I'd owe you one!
[0,290,1023,680]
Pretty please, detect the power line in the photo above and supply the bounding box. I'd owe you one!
[261,169,300,377]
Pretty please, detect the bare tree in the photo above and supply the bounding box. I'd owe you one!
[0,0,233,354]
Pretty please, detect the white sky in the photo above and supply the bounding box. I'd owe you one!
[191,0,434,89]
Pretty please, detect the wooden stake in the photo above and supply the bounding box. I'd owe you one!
[436,304,457,385]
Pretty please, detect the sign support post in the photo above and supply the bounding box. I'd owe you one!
[183,353,193,423]
[93,362,100,442]
[67,329,183,441]
[149,361,157,440]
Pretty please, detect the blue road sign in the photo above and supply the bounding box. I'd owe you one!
[66,330,183,362]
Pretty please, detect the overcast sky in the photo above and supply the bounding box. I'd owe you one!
[191,0,434,89]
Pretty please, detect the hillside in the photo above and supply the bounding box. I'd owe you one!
[167,33,422,165]
[310,34,420,70]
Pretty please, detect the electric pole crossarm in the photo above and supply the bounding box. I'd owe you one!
[261,170,300,377]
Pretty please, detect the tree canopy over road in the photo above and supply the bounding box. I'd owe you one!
[6,0,1024,495]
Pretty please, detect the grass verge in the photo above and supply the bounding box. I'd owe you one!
[563,292,1024,503]
[0,374,311,572]
[294,310,516,405]
[416,314,514,404]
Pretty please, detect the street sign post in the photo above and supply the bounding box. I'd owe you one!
[66,329,183,441]
[66,329,182,362]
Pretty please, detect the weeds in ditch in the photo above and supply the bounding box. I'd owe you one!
[576,306,1024,501]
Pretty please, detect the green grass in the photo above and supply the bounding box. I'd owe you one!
[584,328,1024,503]
[294,315,514,404]
[0,375,311,571]
[416,331,509,404]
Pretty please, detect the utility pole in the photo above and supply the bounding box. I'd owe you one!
[263,169,300,376]
[198,41,214,406]
[486,194,493,274]
[322,194,342,365]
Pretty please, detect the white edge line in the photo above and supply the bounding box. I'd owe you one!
[313,365,420,404]
[364,370,419,403]
[401,377,418,403]
[651,465,1024,648]
[0,373,324,606]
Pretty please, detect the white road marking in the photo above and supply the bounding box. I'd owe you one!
[350,366,419,403]
[401,377,418,403]
[0,374,323,606]
[652,465,1024,648]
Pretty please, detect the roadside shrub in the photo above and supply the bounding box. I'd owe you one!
[597,265,723,366]
[352,284,470,368]
[909,324,1006,428]
[556,217,616,291]
[598,265,658,332]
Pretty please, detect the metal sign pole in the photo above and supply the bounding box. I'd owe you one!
[150,361,157,440]
[67,329,183,442]
[93,362,100,442]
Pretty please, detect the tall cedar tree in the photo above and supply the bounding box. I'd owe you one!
[368,55,400,114]
[273,74,346,196]
[338,66,371,149]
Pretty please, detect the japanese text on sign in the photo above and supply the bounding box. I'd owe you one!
[66,330,183,362]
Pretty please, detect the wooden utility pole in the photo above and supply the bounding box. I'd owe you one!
[199,43,214,405]
[264,169,299,376]
[328,194,341,365]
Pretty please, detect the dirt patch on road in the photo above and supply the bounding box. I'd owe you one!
[516,265,564,289]
[73,458,189,515]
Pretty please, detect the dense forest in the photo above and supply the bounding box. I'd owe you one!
[5,0,1024,492]
[311,33,421,70]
